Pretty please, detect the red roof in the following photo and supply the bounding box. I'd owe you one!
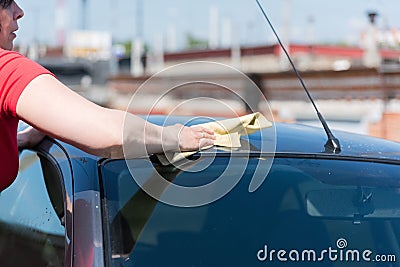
[164,44,400,61]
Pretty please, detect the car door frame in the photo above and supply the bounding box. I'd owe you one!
[33,137,75,267]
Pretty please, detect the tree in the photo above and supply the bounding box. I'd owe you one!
[185,33,208,50]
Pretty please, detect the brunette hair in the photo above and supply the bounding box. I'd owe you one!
[0,0,12,9]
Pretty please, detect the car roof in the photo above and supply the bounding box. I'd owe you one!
[146,115,400,162]
[59,115,400,163]
[274,122,400,161]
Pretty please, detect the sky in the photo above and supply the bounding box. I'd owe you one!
[14,0,400,51]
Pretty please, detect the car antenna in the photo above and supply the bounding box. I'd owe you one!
[255,0,341,153]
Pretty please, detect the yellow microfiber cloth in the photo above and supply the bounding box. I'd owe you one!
[157,112,272,165]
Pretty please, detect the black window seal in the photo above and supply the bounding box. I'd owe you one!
[99,151,400,167]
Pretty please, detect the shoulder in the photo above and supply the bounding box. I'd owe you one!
[0,48,50,75]
[0,49,54,117]
[0,48,24,59]
[0,48,34,70]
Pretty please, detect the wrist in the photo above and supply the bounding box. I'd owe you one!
[162,125,181,153]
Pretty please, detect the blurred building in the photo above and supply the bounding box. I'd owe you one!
[162,43,400,73]
[107,42,400,142]
[64,30,112,61]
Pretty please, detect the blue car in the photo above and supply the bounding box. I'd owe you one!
[2,116,400,266]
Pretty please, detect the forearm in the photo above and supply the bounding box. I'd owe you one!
[37,108,172,159]
[97,110,180,159]
[122,113,165,158]
[76,110,214,159]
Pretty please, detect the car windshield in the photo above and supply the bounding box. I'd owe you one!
[101,156,400,267]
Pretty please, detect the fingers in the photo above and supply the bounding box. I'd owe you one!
[177,125,215,152]
[197,131,215,141]
[198,127,215,135]
[191,126,216,140]
[199,138,215,149]
[191,126,216,149]
[197,128,215,149]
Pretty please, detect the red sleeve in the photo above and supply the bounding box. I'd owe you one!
[0,49,54,118]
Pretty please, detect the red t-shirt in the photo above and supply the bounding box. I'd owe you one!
[0,49,53,191]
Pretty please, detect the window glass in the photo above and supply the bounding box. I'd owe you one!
[102,157,400,267]
[0,150,65,266]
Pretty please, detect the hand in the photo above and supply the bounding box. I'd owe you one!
[172,124,215,152]
[17,126,46,150]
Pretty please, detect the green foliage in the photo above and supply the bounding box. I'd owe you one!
[118,41,149,56]
[185,33,208,50]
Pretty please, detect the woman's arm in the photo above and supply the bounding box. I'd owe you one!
[16,74,214,159]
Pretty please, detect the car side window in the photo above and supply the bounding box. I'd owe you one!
[0,150,65,267]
